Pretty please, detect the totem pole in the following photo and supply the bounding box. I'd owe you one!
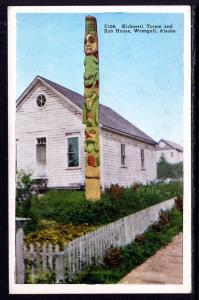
[83,16,100,200]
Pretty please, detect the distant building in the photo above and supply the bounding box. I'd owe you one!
[16,76,157,189]
[156,139,183,164]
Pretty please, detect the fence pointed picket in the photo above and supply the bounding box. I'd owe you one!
[77,237,81,271]
[66,242,73,281]
[93,231,98,265]
[92,231,95,264]
[99,227,102,261]
[55,244,64,283]
[95,229,99,263]
[84,235,88,267]
[89,231,93,266]
[48,243,53,270]
[36,243,41,273]
[82,235,86,267]
[42,243,47,272]
[74,239,78,273]
[29,243,35,282]
[101,227,105,258]
[70,240,75,279]
[15,228,25,284]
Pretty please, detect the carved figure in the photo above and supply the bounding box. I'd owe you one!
[84,55,99,88]
[84,126,100,167]
[84,32,98,55]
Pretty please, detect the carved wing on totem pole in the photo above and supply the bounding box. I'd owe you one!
[83,16,100,200]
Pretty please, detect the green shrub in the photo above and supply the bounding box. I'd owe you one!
[109,184,124,200]
[24,223,98,250]
[16,169,34,203]
[34,271,56,284]
[17,182,183,232]
[71,266,124,284]
[26,269,56,284]
[131,182,142,192]
[175,195,183,212]
[157,155,183,179]
[103,246,123,268]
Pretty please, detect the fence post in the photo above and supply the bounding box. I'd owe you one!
[55,244,64,283]
[16,228,25,283]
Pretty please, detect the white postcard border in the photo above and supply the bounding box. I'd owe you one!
[8,5,191,294]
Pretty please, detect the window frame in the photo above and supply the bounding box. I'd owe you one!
[66,134,81,169]
[121,143,126,167]
[33,136,48,178]
[35,93,47,109]
[36,137,47,165]
[141,148,145,170]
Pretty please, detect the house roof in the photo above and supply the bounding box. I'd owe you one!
[156,145,171,151]
[16,76,157,145]
[158,139,183,152]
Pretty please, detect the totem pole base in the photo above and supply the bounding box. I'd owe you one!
[85,178,100,201]
[85,166,100,200]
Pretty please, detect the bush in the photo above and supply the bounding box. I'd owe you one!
[157,155,183,179]
[109,184,124,200]
[175,195,183,212]
[17,182,183,233]
[16,169,34,203]
[131,182,141,192]
[103,246,123,268]
[26,269,56,284]
[24,223,98,249]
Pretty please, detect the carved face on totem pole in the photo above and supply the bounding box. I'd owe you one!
[84,16,98,57]
[84,33,98,55]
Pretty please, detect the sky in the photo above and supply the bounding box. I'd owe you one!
[16,12,184,144]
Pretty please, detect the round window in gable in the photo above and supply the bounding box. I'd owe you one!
[36,94,46,108]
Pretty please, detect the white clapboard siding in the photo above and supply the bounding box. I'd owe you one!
[17,197,176,283]
[16,81,157,189]
[16,83,85,187]
[156,148,183,164]
[101,130,157,187]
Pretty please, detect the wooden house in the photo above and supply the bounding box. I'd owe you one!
[156,139,183,164]
[16,76,157,189]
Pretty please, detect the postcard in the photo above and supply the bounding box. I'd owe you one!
[8,5,191,294]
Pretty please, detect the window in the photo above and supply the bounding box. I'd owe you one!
[141,148,145,169]
[67,137,79,167]
[36,94,46,108]
[121,144,126,166]
[171,151,173,157]
[36,137,46,164]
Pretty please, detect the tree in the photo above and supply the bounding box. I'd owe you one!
[157,154,183,179]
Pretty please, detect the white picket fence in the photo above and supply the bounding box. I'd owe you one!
[16,197,176,283]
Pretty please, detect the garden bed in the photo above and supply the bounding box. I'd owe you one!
[24,221,98,249]
[26,204,183,284]
[17,182,183,234]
